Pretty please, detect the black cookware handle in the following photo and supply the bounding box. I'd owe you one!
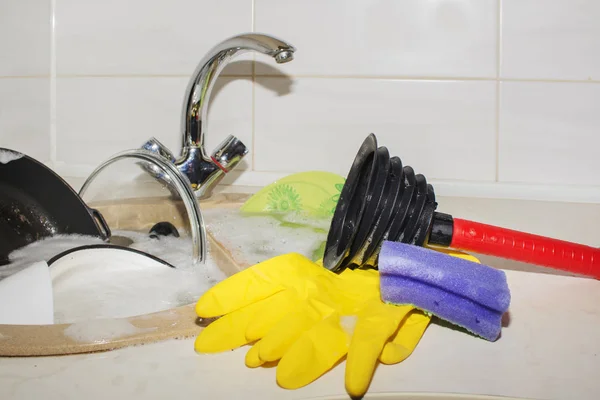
[89,208,111,240]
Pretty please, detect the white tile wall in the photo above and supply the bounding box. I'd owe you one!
[499,81,600,186]
[0,0,51,77]
[55,76,252,169]
[0,0,51,163]
[55,0,253,76]
[502,0,600,81]
[254,78,496,181]
[1,0,599,203]
[255,0,498,78]
[0,79,51,162]
[56,77,187,166]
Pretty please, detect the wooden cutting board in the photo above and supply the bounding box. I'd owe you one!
[0,193,252,357]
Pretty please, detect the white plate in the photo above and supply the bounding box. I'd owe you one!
[48,244,187,323]
[48,244,175,281]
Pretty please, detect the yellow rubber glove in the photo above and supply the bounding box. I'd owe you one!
[276,248,482,397]
[194,249,480,399]
[194,253,346,356]
[272,267,427,398]
[194,253,426,398]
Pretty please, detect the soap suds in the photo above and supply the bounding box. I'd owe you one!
[49,231,226,324]
[3,234,105,279]
[340,315,358,336]
[51,250,222,324]
[0,208,328,325]
[0,149,23,164]
[63,319,157,344]
[1,230,226,324]
[203,208,329,264]
[119,230,204,272]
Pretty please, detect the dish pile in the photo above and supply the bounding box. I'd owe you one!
[0,147,220,325]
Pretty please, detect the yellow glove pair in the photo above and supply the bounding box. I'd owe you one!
[194,253,431,398]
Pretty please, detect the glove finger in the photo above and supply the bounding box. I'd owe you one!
[245,342,265,368]
[277,314,349,389]
[345,302,413,399]
[380,310,431,365]
[194,297,269,353]
[245,289,298,342]
[258,298,333,362]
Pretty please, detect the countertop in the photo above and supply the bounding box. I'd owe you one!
[2,184,600,400]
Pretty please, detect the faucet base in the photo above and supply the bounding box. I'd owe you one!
[176,145,223,198]
[141,135,248,199]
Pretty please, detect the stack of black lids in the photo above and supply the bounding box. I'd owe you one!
[323,133,438,273]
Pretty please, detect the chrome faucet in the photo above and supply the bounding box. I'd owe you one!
[141,33,296,198]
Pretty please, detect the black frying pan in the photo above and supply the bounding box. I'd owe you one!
[0,148,111,266]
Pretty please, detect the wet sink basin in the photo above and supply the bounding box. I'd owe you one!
[0,192,254,356]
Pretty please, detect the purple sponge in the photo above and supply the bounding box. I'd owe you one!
[378,241,510,341]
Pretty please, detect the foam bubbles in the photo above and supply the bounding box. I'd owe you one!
[1,207,328,325]
[0,149,23,164]
[63,319,157,344]
[203,208,329,265]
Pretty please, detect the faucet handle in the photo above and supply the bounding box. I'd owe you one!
[141,137,176,163]
[211,135,248,172]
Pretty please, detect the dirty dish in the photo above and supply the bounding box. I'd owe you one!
[48,244,186,323]
[240,170,346,218]
[0,260,54,325]
[48,244,176,275]
[237,170,346,262]
[0,195,248,357]
[0,148,111,267]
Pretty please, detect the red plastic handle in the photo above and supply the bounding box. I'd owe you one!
[450,218,600,279]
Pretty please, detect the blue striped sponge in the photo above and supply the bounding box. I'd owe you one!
[378,241,511,341]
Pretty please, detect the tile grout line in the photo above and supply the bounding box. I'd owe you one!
[49,0,57,167]
[243,170,600,188]
[499,77,600,84]
[251,0,256,171]
[494,0,502,182]
[0,75,50,79]
[28,74,600,84]
[253,74,497,81]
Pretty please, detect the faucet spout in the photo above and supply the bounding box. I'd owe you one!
[182,33,296,150]
[141,33,295,199]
